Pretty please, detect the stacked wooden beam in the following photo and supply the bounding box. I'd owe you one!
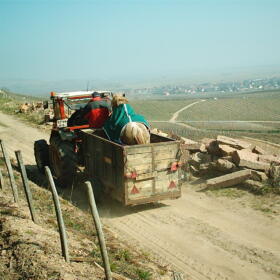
[151,129,280,188]
[184,135,280,188]
[152,129,279,189]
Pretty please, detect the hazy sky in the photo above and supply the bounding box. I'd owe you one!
[1,0,280,82]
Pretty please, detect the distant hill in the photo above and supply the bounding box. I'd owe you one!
[0,88,42,101]
[1,64,280,96]
[0,79,124,96]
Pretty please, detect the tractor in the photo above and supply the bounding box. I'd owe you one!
[34,90,111,188]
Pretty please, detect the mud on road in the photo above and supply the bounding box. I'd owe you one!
[0,111,280,280]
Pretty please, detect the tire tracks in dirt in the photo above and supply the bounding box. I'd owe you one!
[105,188,280,280]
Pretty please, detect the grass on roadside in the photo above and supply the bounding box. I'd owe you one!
[0,96,45,126]
[205,182,280,216]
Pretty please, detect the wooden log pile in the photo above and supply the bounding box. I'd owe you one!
[18,101,45,113]
[186,135,280,188]
[151,129,280,189]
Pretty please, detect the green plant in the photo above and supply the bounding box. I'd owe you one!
[115,249,132,262]
[110,262,118,272]
[136,269,152,280]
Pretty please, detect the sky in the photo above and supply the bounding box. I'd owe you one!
[0,0,280,85]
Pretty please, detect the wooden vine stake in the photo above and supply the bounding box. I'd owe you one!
[0,139,18,202]
[15,150,38,223]
[45,166,69,262]
[0,168,4,190]
[85,181,112,280]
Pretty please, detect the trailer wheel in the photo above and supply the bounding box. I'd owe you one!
[34,139,49,173]
[49,136,77,188]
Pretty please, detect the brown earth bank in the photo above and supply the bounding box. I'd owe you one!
[0,167,171,280]
[0,111,280,280]
[0,195,104,280]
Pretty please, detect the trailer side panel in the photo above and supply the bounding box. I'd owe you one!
[82,130,182,206]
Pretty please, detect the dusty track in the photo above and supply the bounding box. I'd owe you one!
[149,99,207,131]
[0,112,48,164]
[0,112,280,280]
[169,100,206,122]
[103,188,280,280]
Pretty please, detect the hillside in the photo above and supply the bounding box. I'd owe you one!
[1,89,280,144]
[0,158,170,280]
[0,103,279,279]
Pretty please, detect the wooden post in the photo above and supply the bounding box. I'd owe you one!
[15,150,38,224]
[45,166,69,262]
[0,139,18,202]
[85,181,112,280]
[0,168,4,189]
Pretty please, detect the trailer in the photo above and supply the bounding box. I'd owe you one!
[82,130,182,206]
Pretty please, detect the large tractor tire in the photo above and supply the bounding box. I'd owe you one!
[34,139,50,173]
[49,136,78,188]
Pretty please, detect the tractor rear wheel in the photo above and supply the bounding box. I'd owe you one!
[49,136,77,188]
[34,139,49,173]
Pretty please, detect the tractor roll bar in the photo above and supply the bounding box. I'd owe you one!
[50,91,112,99]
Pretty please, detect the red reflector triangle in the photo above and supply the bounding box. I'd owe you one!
[130,185,140,194]
[169,181,176,189]
[170,162,178,171]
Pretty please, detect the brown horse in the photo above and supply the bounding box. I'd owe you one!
[111,94,129,108]
[110,94,150,145]
[120,122,150,145]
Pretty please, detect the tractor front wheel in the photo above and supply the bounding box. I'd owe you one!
[34,139,49,173]
[49,136,77,188]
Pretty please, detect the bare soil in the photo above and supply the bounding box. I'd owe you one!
[0,194,104,280]
[0,111,280,280]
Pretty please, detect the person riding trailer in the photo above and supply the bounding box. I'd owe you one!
[83,92,111,128]
[67,92,111,128]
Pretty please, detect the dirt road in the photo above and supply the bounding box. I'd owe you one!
[149,100,207,131]
[169,100,206,123]
[0,112,48,165]
[0,111,280,280]
[103,187,280,280]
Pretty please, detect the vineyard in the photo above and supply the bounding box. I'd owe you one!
[138,90,280,143]
[1,89,280,144]
[177,95,280,121]
[130,99,197,120]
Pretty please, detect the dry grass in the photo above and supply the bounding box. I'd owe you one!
[204,185,280,217]
[0,96,45,126]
